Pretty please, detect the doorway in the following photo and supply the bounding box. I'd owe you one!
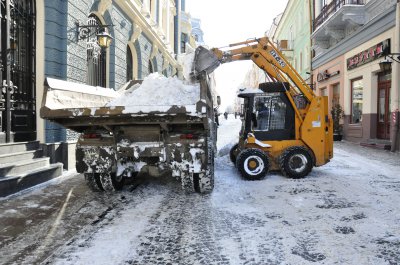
[0,0,36,143]
[377,73,391,140]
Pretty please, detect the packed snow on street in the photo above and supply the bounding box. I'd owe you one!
[1,116,400,265]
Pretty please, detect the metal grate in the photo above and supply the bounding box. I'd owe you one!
[1,0,36,142]
[86,15,106,87]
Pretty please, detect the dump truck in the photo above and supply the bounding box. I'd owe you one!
[193,37,333,180]
[41,71,219,193]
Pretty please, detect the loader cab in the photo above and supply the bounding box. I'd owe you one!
[239,82,295,141]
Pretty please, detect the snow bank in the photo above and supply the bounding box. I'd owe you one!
[106,73,200,111]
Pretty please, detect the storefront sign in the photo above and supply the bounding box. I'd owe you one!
[317,70,340,82]
[347,39,390,70]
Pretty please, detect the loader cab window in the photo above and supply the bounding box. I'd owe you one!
[254,95,286,131]
[248,93,295,141]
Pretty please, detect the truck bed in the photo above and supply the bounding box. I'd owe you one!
[40,77,211,132]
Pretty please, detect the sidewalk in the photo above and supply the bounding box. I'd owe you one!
[334,140,400,167]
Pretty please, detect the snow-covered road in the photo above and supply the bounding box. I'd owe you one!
[1,115,400,265]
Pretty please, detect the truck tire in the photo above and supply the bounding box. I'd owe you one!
[229,143,239,165]
[99,173,124,192]
[194,140,215,193]
[236,148,269,180]
[279,146,313,179]
[84,173,104,191]
[181,172,195,193]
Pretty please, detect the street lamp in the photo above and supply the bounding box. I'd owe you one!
[76,20,113,49]
[379,53,400,72]
[96,31,113,49]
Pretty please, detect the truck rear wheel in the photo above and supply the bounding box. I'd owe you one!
[84,173,104,191]
[195,142,215,193]
[229,143,239,165]
[181,172,195,193]
[279,146,313,179]
[236,148,269,180]
[99,173,124,191]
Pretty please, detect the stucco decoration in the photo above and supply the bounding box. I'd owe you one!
[342,13,366,26]
[325,26,345,42]
[314,38,330,50]
[162,55,169,71]
[150,44,159,59]
[98,0,112,16]
[130,24,142,43]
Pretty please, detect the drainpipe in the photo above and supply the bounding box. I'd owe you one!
[309,0,314,87]
[5,0,11,143]
[391,0,400,152]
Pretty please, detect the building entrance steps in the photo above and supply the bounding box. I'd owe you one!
[360,139,391,150]
[0,141,63,197]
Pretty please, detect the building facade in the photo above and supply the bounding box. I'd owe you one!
[271,0,313,81]
[312,0,400,151]
[191,18,205,46]
[1,0,182,145]
[243,0,313,89]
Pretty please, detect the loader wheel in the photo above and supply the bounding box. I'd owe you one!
[279,146,313,179]
[84,173,104,192]
[99,173,124,192]
[229,143,239,165]
[236,148,269,180]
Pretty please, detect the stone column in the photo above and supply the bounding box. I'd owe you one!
[391,1,400,151]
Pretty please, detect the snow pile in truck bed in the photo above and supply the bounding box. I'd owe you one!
[177,48,195,82]
[106,73,200,113]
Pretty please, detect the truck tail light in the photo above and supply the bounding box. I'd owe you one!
[180,134,199,140]
[83,133,101,139]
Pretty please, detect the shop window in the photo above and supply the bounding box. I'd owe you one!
[332,83,340,106]
[351,78,363,124]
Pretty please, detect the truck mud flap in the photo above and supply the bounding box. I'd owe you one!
[76,146,116,173]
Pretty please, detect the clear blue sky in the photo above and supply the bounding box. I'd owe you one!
[186,0,288,111]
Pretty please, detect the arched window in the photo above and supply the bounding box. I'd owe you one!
[149,59,154,74]
[127,45,133,82]
[86,15,107,87]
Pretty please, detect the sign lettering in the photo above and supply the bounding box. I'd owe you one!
[270,50,286,68]
[347,39,390,70]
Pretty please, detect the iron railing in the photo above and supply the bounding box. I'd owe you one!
[314,0,365,30]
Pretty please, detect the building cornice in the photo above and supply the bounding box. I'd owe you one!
[312,5,396,69]
[115,0,179,68]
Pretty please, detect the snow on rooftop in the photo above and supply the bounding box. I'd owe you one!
[106,73,200,112]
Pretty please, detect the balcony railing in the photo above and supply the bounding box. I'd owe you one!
[313,0,365,30]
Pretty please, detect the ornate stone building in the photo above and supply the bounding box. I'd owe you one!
[312,0,400,151]
[1,0,183,145]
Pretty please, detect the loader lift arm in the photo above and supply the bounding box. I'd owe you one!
[193,37,315,103]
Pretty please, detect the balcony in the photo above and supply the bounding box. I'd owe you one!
[312,0,366,52]
[314,0,365,30]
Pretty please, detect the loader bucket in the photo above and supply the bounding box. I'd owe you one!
[193,46,220,77]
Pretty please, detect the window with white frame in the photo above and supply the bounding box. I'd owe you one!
[351,78,363,124]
